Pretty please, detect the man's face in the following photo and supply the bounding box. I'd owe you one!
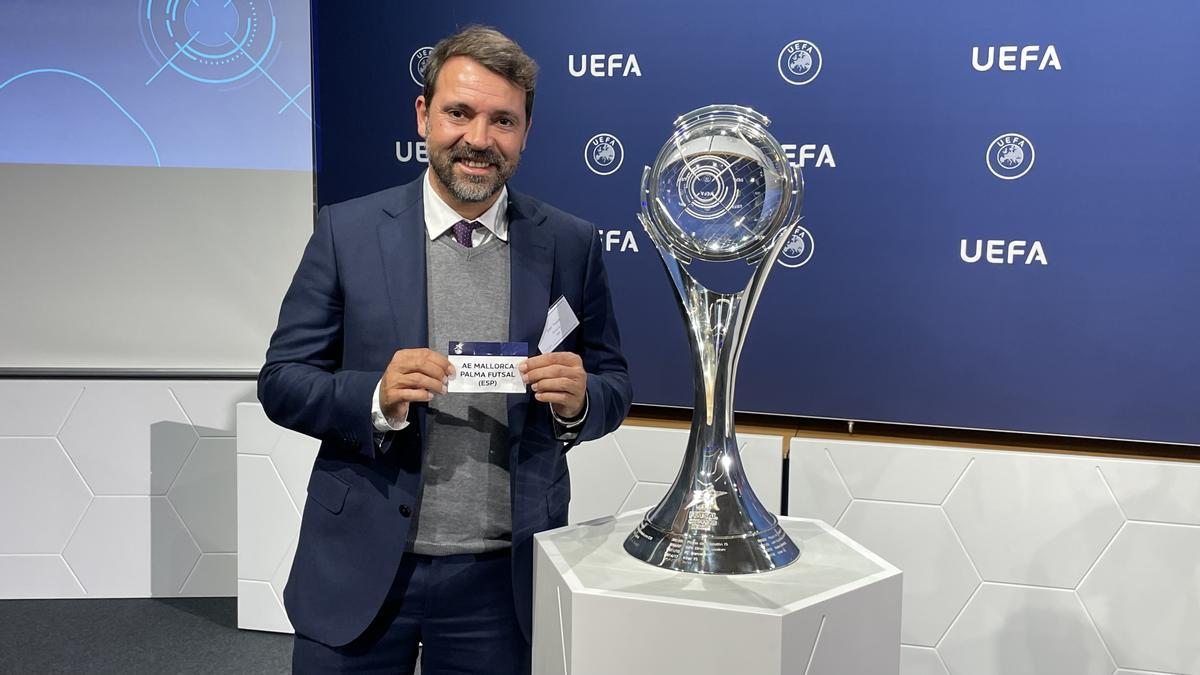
[416,56,529,206]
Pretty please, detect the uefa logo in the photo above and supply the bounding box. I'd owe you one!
[777,40,822,86]
[410,46,434,86]
[986,133,1035,180]
[585,133,624,176]
[777,224,814,268]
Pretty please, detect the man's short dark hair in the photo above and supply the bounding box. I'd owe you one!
[422,26,538,125]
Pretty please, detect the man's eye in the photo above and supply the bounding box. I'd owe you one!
[447,110,465,119]
[496,118,515,127]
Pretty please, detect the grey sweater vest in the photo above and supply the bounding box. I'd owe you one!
[409,235,513,555]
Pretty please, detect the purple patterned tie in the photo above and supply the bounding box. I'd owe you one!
[451,219,482,248]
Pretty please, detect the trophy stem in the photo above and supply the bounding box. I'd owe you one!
[623,246,801,574]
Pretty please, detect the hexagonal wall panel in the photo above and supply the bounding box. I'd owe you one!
[0,555,85,598]
[837,501,979,646]
[939,584,1113,675]
[237,454,300,580]
[900,646,948,675]
[618,482,669,515]
[0,380,84,436]
[826,441,973,505]
[0,438,91,553]
[1078,522,1200,675]
[168,438,237,552]
[149,497,203,595]
[238,579,293,633]
[181,553,237,597]
[270,538,299,608]
[567,434,635,523]
[63,497,151,596]
[269,429,320,512]
[64,497,201,597]
[169,381,256,436]
[943,452,1123,587]
[788,438,852,525]
[1097,459,1200,526]
[613,426,687,483]
[237,401,284,455]
[59,383,196,495]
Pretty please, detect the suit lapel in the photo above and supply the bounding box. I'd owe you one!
[507,193,553,355]
[377,181,427,350]
[377,180,429,437]
[506,192,553,442]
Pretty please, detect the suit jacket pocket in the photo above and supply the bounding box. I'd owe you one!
[307,470,350,515]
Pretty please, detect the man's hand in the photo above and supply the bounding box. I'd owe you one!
[380,348,453,423]
[520,352,587,419]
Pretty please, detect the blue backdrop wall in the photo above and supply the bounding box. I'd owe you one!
[311,0,1200,446]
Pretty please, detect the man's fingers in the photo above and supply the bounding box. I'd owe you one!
[389,350,454,381]
[391,388,435,403]
[390,372,446,394]
[529,377,580,394]
[533,391,572,404]
[519,352,582,373]
[522,363,583,384]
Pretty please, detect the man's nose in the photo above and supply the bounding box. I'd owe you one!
[463,115,492,150]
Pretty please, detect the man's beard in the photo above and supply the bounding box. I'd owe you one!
[429,143,517,203]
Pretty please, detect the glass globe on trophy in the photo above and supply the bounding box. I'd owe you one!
[623,104,806,574]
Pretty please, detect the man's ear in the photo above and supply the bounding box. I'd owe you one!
[522,115,533,152]
[415,96,428,139]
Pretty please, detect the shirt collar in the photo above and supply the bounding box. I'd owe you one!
[422,170,509,242]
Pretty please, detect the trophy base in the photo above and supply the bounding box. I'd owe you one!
[623,515,802,574]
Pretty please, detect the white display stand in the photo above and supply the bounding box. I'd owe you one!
[532,511,902,675]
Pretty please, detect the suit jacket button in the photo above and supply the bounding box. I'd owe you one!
[399,505,411,517]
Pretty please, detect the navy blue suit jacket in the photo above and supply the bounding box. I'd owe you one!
[258,178,631,647]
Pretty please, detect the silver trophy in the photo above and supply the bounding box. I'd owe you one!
[623,104,805,574]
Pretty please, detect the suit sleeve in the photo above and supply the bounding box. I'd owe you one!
[566,228,633,446]
[257,206,382,459]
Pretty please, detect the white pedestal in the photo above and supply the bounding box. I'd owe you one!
[533,511,902,675]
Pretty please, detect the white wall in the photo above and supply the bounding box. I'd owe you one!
[0,379,256,598]
[790,437,1200,675]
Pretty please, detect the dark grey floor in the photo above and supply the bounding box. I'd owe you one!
[0,598,293,674]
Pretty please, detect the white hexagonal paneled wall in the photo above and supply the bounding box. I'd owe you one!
[168,438,237,552]
[944,452,1124,588]
[900,645,948,675]
[1078,522,1200,674]
[836,501,979,646]
[0,379,257,599]
[787,439,852,526]
[58,382,197,496]
[0,438,91,554]
[569,425,784,524]
[236,402,318,633]
[789,437,1200,675]
[939,584,1113,675]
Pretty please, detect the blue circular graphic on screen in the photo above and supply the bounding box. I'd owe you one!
[986,133,1035,180]
[410,47,434,86]
[778,40,822,85]
[585,133,624,176]
[184,0,240,47]
[141,0,277,85]
[778,224,814,268]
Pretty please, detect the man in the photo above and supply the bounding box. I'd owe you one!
[259,26,631,674]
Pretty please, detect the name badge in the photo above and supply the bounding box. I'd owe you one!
[447,341,528,394]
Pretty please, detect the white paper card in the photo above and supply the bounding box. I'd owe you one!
[448,355,527,393]
[539,296,580,354]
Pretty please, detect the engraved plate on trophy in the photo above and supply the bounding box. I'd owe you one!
[623,104,807,574]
